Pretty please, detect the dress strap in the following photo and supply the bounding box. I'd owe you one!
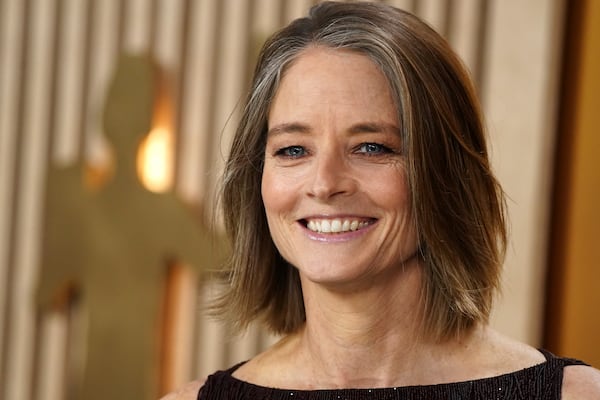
[534,348,590,399]
[197,362,247,400]
[538,348,589,366]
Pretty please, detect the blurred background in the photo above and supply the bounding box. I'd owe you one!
[0,0,598,399]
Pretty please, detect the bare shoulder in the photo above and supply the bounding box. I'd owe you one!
[159,379,205,400]
[562,364,600,400]
[476,327,546,369]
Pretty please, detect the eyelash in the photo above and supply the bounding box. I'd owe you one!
[273,143,393,159]
[356,142,392,155]
[274,145,307,158]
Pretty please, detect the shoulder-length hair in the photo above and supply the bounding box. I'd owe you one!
[215,1,506,341]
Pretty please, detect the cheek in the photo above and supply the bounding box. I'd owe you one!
[261,168,281,216]
[261,168,302,259]
[372,169,417,239]
[261,166,298,220]
[367,168,411,210]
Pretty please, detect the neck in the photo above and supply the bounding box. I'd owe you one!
[295,257,439,388]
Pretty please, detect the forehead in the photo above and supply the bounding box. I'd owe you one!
[268,46,397,126]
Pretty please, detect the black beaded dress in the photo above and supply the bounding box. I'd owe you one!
[197,349,587,400]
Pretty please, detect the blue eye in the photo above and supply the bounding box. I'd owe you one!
[275,146,306,158]
[358,143,390,154]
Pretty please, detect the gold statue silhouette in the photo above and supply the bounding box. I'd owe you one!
[38,54,225,400]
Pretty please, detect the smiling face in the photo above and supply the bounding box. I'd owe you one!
[261,47,419,289]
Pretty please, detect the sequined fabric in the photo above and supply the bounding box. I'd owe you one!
[197,350,587,400]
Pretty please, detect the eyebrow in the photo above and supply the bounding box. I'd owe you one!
[347,122,401,136]
[267,122,311,137]
[267,121,401,137]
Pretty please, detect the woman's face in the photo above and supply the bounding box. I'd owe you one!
[262,47,418,289]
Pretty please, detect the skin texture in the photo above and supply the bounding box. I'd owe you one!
[161,47,600,399]
[262,47,418,292]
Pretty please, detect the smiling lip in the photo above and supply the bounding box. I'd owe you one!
[299,216,377,241]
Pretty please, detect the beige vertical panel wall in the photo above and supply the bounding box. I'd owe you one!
[0,0,564,398]
[0,0,21,392]
[483,0,566,344]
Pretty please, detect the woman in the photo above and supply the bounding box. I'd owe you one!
[164,2,600,399]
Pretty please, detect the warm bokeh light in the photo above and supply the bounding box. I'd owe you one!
[137,126,174,193]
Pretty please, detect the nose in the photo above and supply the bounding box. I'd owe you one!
[307,148,355,201]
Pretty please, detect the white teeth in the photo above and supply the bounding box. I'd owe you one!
[331,219,342,232]
[305,218,371,234]
[342,220,350,231]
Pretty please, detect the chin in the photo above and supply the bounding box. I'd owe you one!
[297,264,378,290]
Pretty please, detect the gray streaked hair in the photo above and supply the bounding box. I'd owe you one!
[215,1,506,341]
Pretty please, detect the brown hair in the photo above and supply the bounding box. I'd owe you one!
[216,1,506,341]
